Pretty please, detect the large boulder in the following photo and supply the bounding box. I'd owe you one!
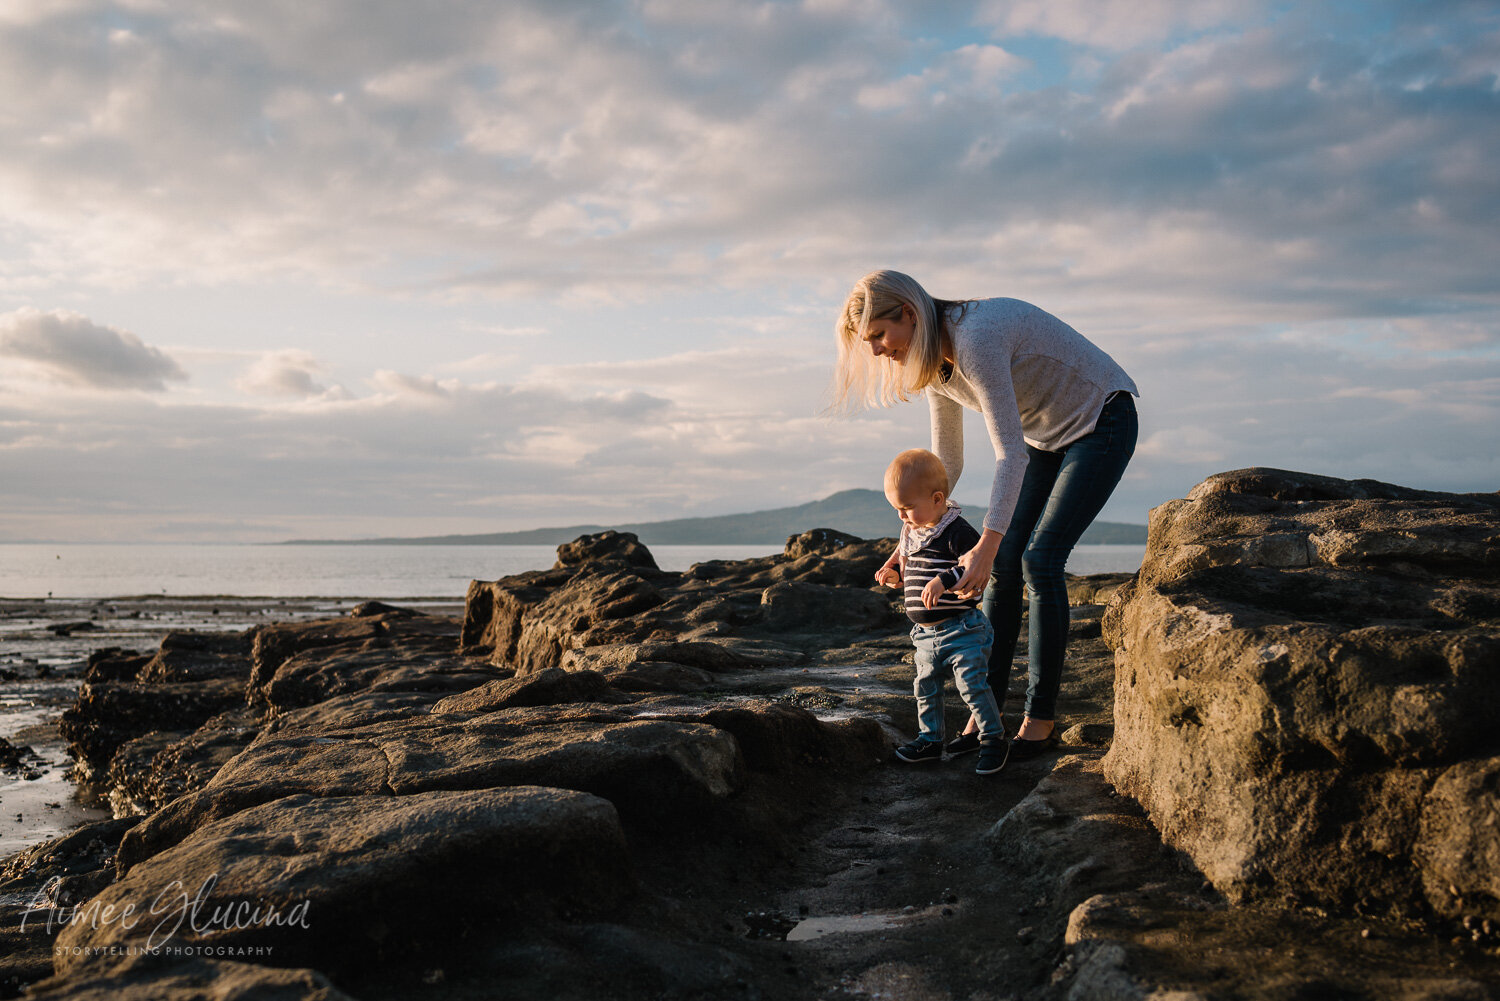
[1102,467,1500,921]
[758,580,899,631]
[430,667,624,713]
[115,709,742,872]
[557,636,805,692]
[555,530,660,572]
[57,787,633,979]
[60,608,473,808]
[248,610,470,709]
[783,527,864,560]
[462,565,668,671]
[773,531,893,587]
[59,676,247,785]
[103,707,264,816]
[58,630,256,785]
[562,638,804,675]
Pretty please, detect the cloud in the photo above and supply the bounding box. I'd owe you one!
[457,322,549,338]
[529,343,832,414]
[0,358,782,541]
[0,307,186,391]
[0,2,1496,542]
[0,0,1493,337]
[856,43,1026,110]
[977,0,1264,51]
[3,323,1494,544]
[235,349,328,397]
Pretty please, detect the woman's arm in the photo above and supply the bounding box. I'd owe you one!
[929,391,965,490]
[947,325,1027,596]
[973,373,1029,536]
[949,378,1026,597]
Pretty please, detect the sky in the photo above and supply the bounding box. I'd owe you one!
[1,0,1497,543]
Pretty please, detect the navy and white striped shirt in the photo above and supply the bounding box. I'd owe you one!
[900,516,982,624]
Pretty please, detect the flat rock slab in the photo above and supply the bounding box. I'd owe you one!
[431,666,624,713]
[118,710,742,872]
[58,786,633,979]
[254,636,497,712]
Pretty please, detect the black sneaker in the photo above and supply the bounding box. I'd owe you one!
[945,732,981,756]
[975,737,1010,775]
[894,738,945,763]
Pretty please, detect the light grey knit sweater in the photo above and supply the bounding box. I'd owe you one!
[927,297,1138,534]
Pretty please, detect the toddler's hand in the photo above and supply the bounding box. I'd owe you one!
[921,576,946,609]
[875,564,901,588]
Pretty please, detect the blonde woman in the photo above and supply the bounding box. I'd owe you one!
[832,270,1138,762]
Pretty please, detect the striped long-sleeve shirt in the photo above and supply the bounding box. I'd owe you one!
[900,516,982,625]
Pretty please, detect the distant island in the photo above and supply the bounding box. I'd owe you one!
[281,488,1148,546]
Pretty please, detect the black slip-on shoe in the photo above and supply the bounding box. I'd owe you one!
[1006,733,1059,762]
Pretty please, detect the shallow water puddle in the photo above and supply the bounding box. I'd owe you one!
[785,911,902,941]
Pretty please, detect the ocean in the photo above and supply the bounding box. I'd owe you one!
[0,542,1146,600]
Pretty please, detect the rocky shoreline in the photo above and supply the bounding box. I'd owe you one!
[0,597,464,857]
[1,469,1497,1000]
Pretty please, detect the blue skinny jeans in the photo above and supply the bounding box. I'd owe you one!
[981,392,1138,722]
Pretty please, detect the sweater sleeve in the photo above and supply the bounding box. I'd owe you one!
[928,390,965,492]
[959,342,1030,535]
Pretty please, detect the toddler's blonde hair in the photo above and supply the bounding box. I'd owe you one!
[885,448,949,497]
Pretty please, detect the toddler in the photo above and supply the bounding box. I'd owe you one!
[875,449,1008,775]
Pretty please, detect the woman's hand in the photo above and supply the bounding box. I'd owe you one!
[952,529,1003,600]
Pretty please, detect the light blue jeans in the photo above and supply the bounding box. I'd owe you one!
[910,608,1003,742]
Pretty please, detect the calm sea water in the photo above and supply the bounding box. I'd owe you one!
[0,543,1146,599]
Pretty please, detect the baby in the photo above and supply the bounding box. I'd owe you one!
[875,449,1008,775]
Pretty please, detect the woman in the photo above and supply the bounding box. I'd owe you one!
[832,270,1138,761]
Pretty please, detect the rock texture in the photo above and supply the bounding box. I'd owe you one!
[60,631,254,792]
[57,786,634,978]
[9,528,908,999]
[1102,467,1500,924]
[460,528,900,675]
[25,953,357,1001]
[10,503,1498,1000]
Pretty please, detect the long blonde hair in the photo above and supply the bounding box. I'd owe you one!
[829,270,966,412]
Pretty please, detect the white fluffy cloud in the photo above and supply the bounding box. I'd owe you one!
[235,350,329,398]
